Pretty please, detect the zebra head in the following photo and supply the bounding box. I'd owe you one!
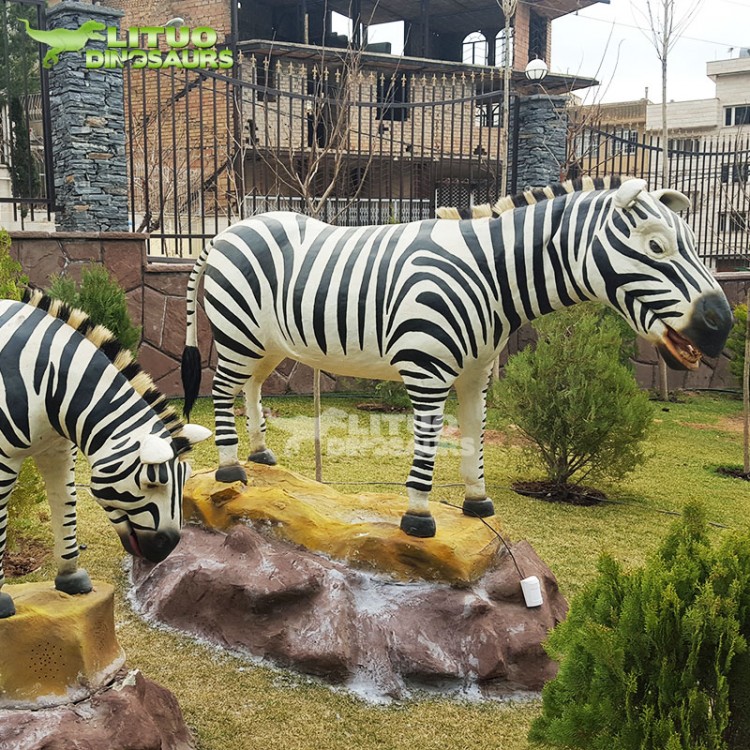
[90,423,211,563]
[587,178,732,370]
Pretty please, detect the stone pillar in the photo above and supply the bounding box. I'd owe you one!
[47,2,128,232]
[514,93,568,190]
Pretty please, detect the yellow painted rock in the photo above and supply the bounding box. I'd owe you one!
[0,581,125,708]
[184,464,503,584]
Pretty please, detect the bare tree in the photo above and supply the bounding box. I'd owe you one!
[497,0,517,198]
[635,0,703,401]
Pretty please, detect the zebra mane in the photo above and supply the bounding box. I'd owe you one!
[436,175,632,220]
[21,288,191,456]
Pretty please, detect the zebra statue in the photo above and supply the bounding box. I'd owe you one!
[0,290,211,618]
[182,178,732,539]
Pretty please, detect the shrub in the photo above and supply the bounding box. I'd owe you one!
[726,303,746,383]
[374,380,411,410]
[48,266,141,353]
[6,459,48,553]
[531,503,750,750]
[0,228,28,300]
[491,304,653,490]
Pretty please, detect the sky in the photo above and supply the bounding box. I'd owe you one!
[335,0,750,105]
[551,0,750,104]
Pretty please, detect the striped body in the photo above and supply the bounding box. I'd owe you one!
[183,179,732,537]
[0,294,210,616]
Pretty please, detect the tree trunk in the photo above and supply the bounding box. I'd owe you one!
[314,368,323,482]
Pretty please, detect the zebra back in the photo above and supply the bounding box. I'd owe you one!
[436,175,631,220]
[21,289,191,456]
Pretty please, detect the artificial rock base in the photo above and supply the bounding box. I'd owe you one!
[183,463,504,584]
[0,581,124,707]
[131,525,567,699]
[0,669,195,750]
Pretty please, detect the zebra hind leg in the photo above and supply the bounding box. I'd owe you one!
[242,358,283,466]
[400,381,451,538]
[213,360,252,484]
[0,460,21,617]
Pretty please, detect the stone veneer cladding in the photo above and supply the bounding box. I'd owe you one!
[47,2,128,232]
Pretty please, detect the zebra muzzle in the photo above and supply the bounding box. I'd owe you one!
[120,528,180,563]
[660,327,702,371]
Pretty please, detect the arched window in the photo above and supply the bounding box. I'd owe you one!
[495,27,514,68]
[462,32,488,65]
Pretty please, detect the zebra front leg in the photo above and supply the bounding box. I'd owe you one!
[213,360,251,484]
[455,368,495,519]
[243,357,282,466]
[0,459,21,618]
[400,383,451,538]
[34,444,92,596]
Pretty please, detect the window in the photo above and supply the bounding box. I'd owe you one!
[495,27,514,67]
[718,210,748,233]
[476,102,501,128]
[721,162,750,183]
[668,138,701,154]
[462,32,488,65]
[528,12,547,62]
[725,106,750,127]
[614,129,639,155]
[377,74,409,122]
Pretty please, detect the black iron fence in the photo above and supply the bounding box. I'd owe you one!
[568,125,750,268]
[0,0,55,229]
[124,55,519,257]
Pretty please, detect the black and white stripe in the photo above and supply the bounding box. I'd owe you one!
[182,178,731,537]
[0,291,210,617]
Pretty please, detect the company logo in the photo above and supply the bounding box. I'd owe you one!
[22,20,234,70]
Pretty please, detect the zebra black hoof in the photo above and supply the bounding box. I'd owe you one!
[0,592,15,618]
[248,448,277,466]
[462,497,495,518]
[55,568,93,596]
[400,512,437,538]
[215,465,248,483]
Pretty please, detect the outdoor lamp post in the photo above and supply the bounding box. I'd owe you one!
[525,58,548,82]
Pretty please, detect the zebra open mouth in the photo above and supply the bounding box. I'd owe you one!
[661,326,702,370]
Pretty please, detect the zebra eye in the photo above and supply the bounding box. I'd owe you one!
[649,239,664,255]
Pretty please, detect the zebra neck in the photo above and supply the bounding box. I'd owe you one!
[493,195,593,327]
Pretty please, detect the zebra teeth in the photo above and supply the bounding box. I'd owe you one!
[664,327,702,370]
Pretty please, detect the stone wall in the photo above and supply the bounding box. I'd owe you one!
[514,94,568,189]
[8,232,747,397]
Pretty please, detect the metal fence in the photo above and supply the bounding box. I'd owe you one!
[0,0,55,230]
[568,125,750,268]
[124,55,519,257]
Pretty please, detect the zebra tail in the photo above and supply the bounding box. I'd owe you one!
[182,239,212,418]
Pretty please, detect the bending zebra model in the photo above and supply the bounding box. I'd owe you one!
[182,178,732,539]
[0,291,211,618]
[435,175,627,220]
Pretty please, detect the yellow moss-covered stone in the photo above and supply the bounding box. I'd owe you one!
[0,582,125,708]
[184,464,503,584]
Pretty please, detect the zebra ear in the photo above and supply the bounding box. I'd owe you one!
[139,435,174,465]
[651,189,691,213]
[178,424,212,445]
[613,178,647,209]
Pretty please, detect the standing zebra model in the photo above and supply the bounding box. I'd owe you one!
[0,291,211,618]
[182,178,732,538]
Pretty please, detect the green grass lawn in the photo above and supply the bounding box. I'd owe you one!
[9,391,750,750]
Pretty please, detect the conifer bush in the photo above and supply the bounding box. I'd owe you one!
[491,304,653,493]
[48,265,141,353]
[531,504,750,750]
[0,228,27,300]
[725,303,746,382]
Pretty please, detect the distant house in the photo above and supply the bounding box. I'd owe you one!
[568,51,750,269]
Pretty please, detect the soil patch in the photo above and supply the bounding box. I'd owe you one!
[716,466,750,481]
[441,425,529,449]
[355,401,409,413]
[512,480,606,506]
[6,536,50,578]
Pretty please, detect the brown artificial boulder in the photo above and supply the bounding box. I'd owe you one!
[0,669,195,750]
[131,524,568,699]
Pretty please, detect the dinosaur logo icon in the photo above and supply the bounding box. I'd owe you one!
[20,19,106,69]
